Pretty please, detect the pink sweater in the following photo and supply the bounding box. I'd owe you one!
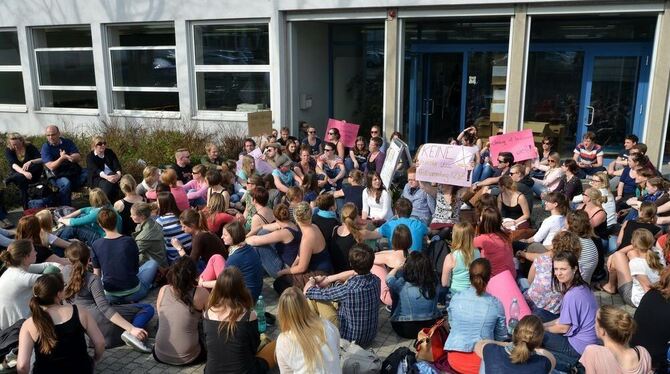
[146,186,190,212]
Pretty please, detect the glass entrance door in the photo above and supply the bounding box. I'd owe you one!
[420,53,463,145]
[582,55,649,155]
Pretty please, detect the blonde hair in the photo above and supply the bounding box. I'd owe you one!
[583,187,606,207]
[6,132,25,150]
[89,188,110,207]
[509,315,545,364]
[597,305,637,345]
[631,228,663,273]
[143,166,159,180]
[205,143,218,153]
[90,135,105,150]
[241,155,255,177]
[451,222,477,267]
[293,202,312,224]
[340,203,362,243]
[277,287,329,372]
[592,171,609,186]
[119,174,138,195]
[35,209,54,232]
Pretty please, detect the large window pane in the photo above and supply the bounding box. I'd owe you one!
[36,50,95,86]
[196,72,269,111]
[195,24,269,65]
[0,32,20,65]
[40,90,97,108]
[0,72,25,104]
[111,49,176,87]
[113,91,179,111]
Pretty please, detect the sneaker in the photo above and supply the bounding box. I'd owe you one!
[121,331,151,353]
[460,203,471,210]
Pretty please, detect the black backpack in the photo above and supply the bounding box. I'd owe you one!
[381,346,416,374]
[425,228,451,278]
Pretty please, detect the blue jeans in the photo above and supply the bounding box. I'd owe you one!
[532,180,548,198]
[542,332,581,372]
[528,301,560,323]
[52,170,88,206]
[575,166,606,180]
[131,304,155,328]
[255,245,284,278]
[344,158,366,174]
[106,259,159,304]
[0,228,14,248]
[58,226,101,247]
[472,163,494,183]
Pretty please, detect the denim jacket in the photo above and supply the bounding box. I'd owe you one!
[387,271,441,322]
[444,287,507,352]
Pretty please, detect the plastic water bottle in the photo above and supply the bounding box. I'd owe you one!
[508,298,520,335]
[256,296,267,333]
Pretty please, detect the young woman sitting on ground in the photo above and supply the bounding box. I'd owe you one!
[246,204,301,279]
[154,256,209,366]
[15,215,68,266]
[57,188,122,246]
[62,242,152,352]
[475,315,555,373]
[442,222,481,294]
[171,208,227,266]
[113,175,145,236]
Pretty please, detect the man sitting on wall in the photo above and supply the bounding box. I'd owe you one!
[573,131,606,179]
[41,125,88,206]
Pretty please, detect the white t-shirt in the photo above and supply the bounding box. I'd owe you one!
[532,214,566,246]
[276,319,341,374]
[629,257,661,307]
[362,188,393,221]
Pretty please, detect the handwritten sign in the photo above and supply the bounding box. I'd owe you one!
[325,119,359,148]
[489,129,538,166]
[380,138,411,188]
[416,144,478,187]
[247,111,273,137]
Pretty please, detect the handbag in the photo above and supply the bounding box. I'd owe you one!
[340,339,382,374]
[414,319,449,362]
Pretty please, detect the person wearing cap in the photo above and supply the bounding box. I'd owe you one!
[272,154,297,194]
[263,142,281,168]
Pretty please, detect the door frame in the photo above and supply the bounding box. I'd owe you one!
[407,43,508,149]
[406,41,652,150]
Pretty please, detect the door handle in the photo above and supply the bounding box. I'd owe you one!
[427,99,434,116]
[585,106,594,126]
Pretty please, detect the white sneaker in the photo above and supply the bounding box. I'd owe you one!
[121,331,151,353]
[460,203,471,210]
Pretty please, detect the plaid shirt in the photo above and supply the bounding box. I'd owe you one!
[306,273,380,346]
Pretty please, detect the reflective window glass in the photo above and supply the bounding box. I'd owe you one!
[0,72,25,104]
[194,24,269,65]
[36,51,96,86]
[111,49,176,87]
[196,72,269,111]
[0,32,20,65]
[113,91,179,111]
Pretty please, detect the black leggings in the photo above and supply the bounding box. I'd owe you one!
[391,319,438,339]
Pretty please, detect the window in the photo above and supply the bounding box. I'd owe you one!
[107,23,178,112]
[32,27,97,109]
[0,30,25,106]
[193,23,270,113]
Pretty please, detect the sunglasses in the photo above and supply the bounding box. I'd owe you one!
[542,142,551,145]
[497,159,506,163]
[308,131,316,134]
[371,130,379,134]
[324,148,334,152]
[548,159,556,163]
[96,142,106,146]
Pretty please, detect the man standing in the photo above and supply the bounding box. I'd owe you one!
[41,125,87,206]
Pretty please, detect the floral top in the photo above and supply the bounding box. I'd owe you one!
[524,254,562,314]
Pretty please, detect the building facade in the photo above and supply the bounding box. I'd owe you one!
[1,0,670,170]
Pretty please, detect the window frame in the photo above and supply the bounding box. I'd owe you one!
[105,23,179,116]
[189,19,271,120]
[30,26,98,113]
[0,29,26,112]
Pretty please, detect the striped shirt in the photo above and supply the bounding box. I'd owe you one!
[578,237,599,284]
[573,143,603,165]
[155,213,192,262]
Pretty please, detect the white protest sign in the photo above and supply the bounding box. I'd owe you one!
[380,138,411,188]
[416,144,478,187]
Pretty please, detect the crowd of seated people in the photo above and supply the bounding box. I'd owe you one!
[2,123,670,373]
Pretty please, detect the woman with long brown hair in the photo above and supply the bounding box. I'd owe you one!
[330,203,379,273]
[475,207,514,278]
[203,267,275,373]
[62,242,152,352]
[362,172,392,221]
[17,273,105,374]
[15,215,68,265]
[171,208,226,265]
[276,287,340,373]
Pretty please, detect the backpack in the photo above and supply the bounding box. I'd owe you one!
[425,235,451,278]
[381,346,415,374]
[340,339,382,374]
[414,319,449,363]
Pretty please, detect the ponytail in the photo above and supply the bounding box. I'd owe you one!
[340,203,362,243]
[509,315,544,364]
[180,208,208,232]
[63,242,90,301]
[645,249,664,273]
[30,274,65,354]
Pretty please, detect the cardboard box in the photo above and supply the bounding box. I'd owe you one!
[247,111,272,136]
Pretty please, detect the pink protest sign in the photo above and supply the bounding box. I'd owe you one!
[325,119,360,148]
[415,144,478,187]
[489,129,538,166]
